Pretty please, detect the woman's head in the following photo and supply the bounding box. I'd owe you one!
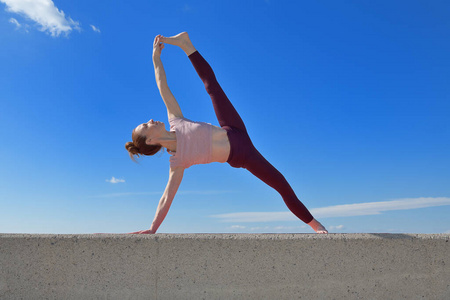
[125,119,165,161]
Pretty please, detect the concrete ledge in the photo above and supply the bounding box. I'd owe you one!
[1,233,449,299]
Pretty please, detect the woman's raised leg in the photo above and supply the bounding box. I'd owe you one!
[161,32,246,130]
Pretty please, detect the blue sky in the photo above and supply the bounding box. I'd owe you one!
[1,0,449,234]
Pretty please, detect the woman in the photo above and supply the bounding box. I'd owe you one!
[125,32,328,234]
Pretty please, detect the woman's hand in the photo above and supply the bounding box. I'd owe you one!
[152,35,165,58]
[128,229,156,234]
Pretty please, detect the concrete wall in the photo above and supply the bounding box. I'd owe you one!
[1,233,449,299]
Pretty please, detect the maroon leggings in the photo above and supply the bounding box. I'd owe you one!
[188,51,314,224]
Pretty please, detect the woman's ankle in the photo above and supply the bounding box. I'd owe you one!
[183,45,197,56]
[307,218,328,234]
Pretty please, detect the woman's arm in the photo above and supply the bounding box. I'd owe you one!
[148,166,184,233]
[153,35,183,120]
[128,167,184,234]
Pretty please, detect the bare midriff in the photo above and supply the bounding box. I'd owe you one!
[210,125,230,163]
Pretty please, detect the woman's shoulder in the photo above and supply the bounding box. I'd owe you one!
[169,116,190,124]
[169,116,195,132]
[169,117,214,131]
[169,116,184,124]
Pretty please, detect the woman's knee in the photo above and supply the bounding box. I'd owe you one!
[204,78,221,95]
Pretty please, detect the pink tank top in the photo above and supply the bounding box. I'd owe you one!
[169,117,213,169]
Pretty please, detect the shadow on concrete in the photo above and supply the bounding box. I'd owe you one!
[367,233,417,239]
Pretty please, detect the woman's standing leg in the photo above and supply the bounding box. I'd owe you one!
[243,147,327,233]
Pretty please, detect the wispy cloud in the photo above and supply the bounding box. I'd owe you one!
[90,24,100,33]
[231,225,246,229]
[329,225,344,230]
[90,190,234,198]
[311,197,450,218]
[90,191,161,198]
[215,212,296,223]
[178,190,235,195]
[250,226,271,231]
[9,17,20,28]
[228,225,307,233]
[1,0,80,37]
[211,197,450,222]
[106,176,125,184]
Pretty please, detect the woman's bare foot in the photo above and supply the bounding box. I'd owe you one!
[307,218,329,234]
[160,32,196,56]
[128,229,155,234]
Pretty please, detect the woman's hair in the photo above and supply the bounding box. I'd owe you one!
[125,128,162,162]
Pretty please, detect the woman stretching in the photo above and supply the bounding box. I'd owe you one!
[125,32,328,234]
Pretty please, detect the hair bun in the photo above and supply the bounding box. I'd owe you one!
[125,141,140,155]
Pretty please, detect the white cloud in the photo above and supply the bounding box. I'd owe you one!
[212,211,295,223]
[91,189,234,198]
[228,225,307,232]
[231,225,246,229]
[1,0,80,36]
[329,225,344,230]
[211,197,450,222]
[178,190,235,195]
[106,176,125,184]
[274,226,288,230]
[9,17,20,28]
[90,24,100,33]
[251,226,270,231]
[90,191,161,198]
[310,197,450,218]
[273,225,307,230]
